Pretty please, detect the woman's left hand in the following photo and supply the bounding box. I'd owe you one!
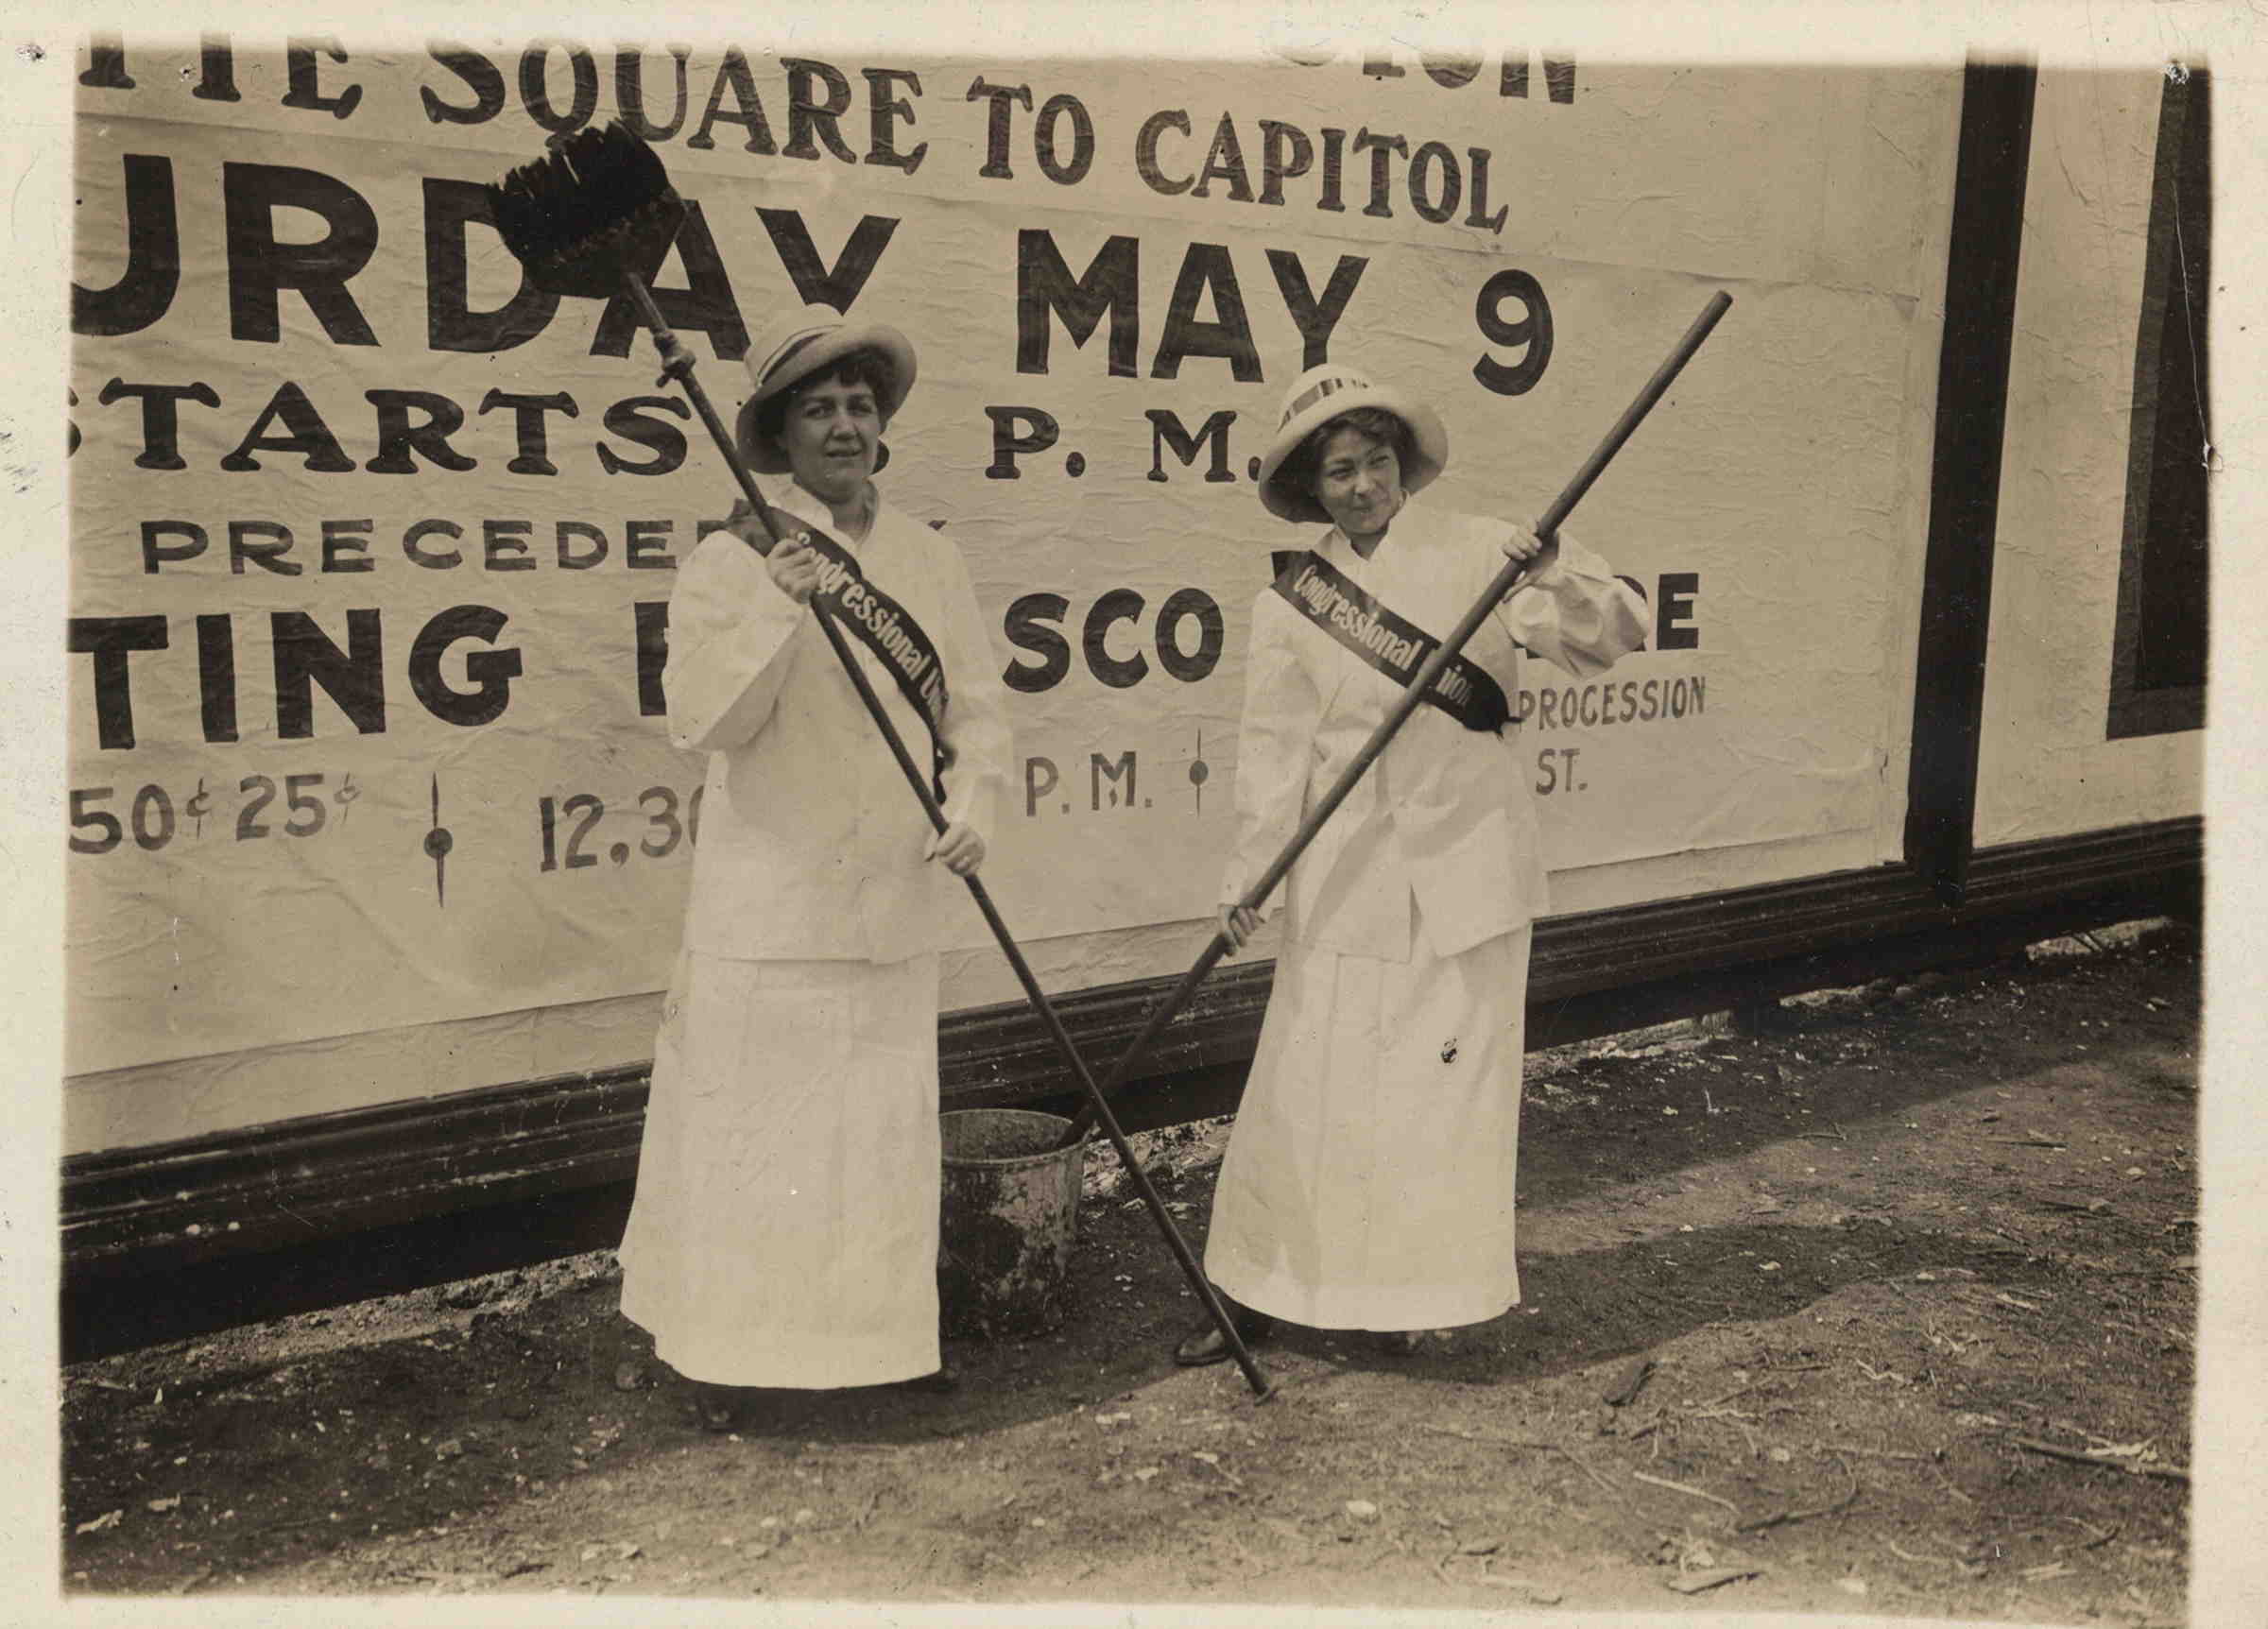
[1500,522,1553,566]
[926,820,986,876]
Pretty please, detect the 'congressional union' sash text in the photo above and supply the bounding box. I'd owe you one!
[730,501,953,797]
[1272,551,1512,734]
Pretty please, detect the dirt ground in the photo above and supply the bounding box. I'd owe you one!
[60,921,2200,1619]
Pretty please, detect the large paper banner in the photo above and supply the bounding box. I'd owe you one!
[69,43,1954,1077]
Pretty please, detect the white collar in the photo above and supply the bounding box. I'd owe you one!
[1326,490,1423,567]
[774,479,882,546]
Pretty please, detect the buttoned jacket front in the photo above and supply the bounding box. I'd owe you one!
[663,484,1012,963]
[1218,498,1649,962]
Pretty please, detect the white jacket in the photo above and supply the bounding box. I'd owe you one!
[665,484,1012,963]
[1218,498,1649,962]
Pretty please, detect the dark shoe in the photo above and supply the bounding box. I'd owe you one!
[692,1382,742,1433]
[1173,1299,1276,1366]
[906,1364,959,1395]
[1372,1329,1427,1358]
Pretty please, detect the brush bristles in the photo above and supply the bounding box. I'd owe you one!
[485,122,685,298]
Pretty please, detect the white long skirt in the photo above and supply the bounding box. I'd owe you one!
[1204,917,1532,1332]
[617,950,942,1389]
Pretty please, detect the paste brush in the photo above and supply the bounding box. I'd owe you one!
[485,122,685,298]
[485,121,769,532]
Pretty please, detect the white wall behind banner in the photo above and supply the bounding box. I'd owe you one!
[67,41,1964,1145]
[1974,65,2206,846]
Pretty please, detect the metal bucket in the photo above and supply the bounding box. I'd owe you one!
[937,1108,1086,1339]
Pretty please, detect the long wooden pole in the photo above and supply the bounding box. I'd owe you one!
[624,278,1273,1398]
[1057,290,1733,1151]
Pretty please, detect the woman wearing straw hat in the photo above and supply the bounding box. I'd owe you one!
[1173,362,1650,1365]
[617,305,1011,1430]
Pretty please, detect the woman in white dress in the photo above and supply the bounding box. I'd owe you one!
[1175,362,1649,1365]
[617,306,1012,1428]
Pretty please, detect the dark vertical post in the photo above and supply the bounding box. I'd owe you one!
[2107,64,2210,738]
[1904,58,2037,909]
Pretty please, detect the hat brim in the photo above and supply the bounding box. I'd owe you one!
[1256,385,1448,525]
[735,322,919,475]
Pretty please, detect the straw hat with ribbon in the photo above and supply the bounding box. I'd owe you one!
[1255,362,1449,524]
[735,304,919,474]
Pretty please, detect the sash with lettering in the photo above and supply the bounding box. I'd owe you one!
[1272,549,1512,734]
[726,498,953,798]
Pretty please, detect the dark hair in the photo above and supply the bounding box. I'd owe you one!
[1274,405,1414,503]
[750,346,902,454]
